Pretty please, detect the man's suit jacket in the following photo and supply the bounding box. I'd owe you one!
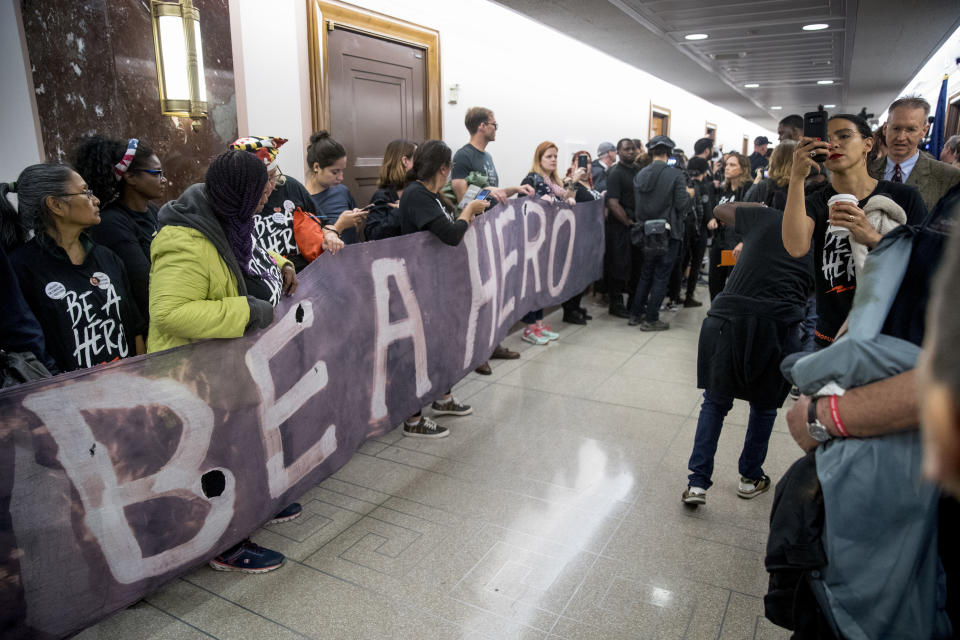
[869,151,960,212]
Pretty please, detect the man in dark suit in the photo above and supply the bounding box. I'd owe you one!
[869,96,960,211]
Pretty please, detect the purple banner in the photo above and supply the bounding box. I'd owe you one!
[0,197,603,638]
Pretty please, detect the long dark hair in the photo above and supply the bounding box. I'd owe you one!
[406,140,455,212]
[204,150,268,275]
[71,135,155,205]
[0,164,75,250]
[306,130,346,171]
[828,113,873,139]
[407,140,451,183]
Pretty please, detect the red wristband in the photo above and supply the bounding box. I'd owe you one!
[828,395,850,437]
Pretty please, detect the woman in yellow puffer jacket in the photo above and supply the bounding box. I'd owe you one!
[148,150,296,353]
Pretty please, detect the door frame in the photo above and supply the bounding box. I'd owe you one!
[649,103,671,140]
[306,0,442,139]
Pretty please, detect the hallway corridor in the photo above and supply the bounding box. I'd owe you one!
[79,290,795,639]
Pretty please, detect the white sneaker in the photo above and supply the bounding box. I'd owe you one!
[682,486,706,505]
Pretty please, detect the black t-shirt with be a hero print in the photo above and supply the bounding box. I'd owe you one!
[805,180,926,346]
[9,233,145,373]
[254,176,317,272]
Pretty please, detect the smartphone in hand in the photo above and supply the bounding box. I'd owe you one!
[577,154,589,169]
[475,189,491,201]
[803,108,829,162]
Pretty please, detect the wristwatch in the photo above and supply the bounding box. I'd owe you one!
[807,397,832,443]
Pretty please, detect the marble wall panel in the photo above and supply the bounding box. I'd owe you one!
[22,0,237,199]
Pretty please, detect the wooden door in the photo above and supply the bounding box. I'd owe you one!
[651,114,667,138]
[327,27,426,206]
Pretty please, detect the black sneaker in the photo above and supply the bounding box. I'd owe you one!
[737,474,771,499]
[210,540,285,573]
[609,306,631,319]
[562,311,587,325]
[578,307,593,320]
[640,320,670,331]
[403,416,450,438]
[269,502,302,524]
[683,297,703,308]
[431,397,472,416]
[682,486,707,506]
[628,315,641,326]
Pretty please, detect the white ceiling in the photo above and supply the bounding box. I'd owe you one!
[493,0,960,129]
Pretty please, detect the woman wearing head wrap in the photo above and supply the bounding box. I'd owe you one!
[147,149,301,573]
[230,136,342,271]
[72,136,165,321]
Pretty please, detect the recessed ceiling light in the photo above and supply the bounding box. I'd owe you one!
[744,83,760,88]
[824,104,836,108]
[771,106,783,110]
[685,33,709,40]
[803,23,829,31]
[817,80,834,85]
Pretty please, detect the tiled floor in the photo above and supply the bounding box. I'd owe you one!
[77,289,796,640]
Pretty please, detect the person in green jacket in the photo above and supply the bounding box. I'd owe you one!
[148,150,299,573]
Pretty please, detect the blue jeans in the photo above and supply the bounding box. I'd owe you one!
[629,238,680,322]
[687,390,777,490]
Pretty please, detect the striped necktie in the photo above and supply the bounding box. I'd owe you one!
[892,163,903,183]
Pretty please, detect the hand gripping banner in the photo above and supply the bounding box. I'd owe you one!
[0,197,603,638]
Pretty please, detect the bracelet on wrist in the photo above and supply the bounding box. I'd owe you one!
[324,226,341,238]
[828,395,850,437]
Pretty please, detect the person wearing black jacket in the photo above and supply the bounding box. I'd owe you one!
[398,140,488,439]
[707,152,751,300]
[628,136,692,331]
[1,164,145,373]
[604,139,640,318]
[670,157,711,308]
[365,139,416,241]
[72,136,164,322]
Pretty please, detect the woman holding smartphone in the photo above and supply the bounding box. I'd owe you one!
[782,113,926,348]
[397,140,488,438]
[707,152,751,300]
[305,131,368,244]
[365,139,417,241]
[559,150,600,324]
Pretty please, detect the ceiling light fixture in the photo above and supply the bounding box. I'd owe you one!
[803,23,829,31]
[824,104,836,108]
[817,80,834,85]
[744,83,760,88]
[685,33,709,40]
[771,106,783,110]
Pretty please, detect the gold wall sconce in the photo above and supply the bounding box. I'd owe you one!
[151,0,207,120]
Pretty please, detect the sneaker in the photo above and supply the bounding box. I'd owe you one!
[578,307,593,320]
[640,320,670,331]
[269,502,302,524]
[666,300,680,312]
[683,296,703,308]
[210,540,285,573]
[628,315,641,326]
[403,416,450,438]
[474,362,493,375]
[682,486,707,506]
[609,306,631,319]
[562,310,587,325]
[539,324,559,341]
[432,397,473,416]
[522,327,550,345]
[737,475,771,499]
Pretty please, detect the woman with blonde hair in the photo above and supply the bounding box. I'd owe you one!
[707,151,752,300]
[518,142,577,344]
[745,141,797,210]
[365,139,417,241]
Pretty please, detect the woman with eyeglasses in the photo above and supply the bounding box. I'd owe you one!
[0,164,146,373]
[72,136,165,321]
[230,136,343,272]
[783,113,927,349]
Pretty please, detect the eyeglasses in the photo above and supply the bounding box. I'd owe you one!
[59,189,96,200]
[268,168,286,186]
[138,168,165,178]
[483,121,499,130]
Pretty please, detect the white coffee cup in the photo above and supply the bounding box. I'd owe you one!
[826,193,859,239]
